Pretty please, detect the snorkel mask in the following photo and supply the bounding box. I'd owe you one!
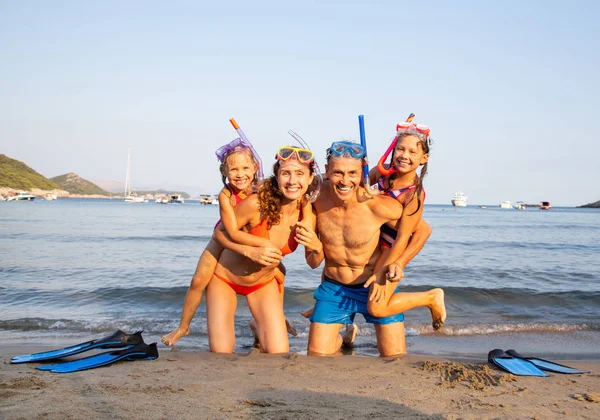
[377,113,432,177]
[215,137,264,187]
[287,130,323,203]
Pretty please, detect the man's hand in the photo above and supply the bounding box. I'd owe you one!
[295,220,322,253]
[364,274,387,303]
[386,264,404,283]
[245,247,282,267]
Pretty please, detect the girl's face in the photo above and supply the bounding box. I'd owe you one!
[392,135,428,174]
[277,159,314,201]
[224,151,257,192]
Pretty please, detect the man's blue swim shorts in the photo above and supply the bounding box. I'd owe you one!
[309,276,404,325]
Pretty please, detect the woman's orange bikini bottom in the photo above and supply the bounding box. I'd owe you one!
[213,272,283,296]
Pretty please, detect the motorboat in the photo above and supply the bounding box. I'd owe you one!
[44,193,58,201]
[515,201,525,210]
[155,197,169,204]
[7,193,36,201]
[451,191,468,207]
[169,195,184,204]
[499,200,513,209]
[200,195,212,205]
[539,201,552,210]
[211,196,219,205]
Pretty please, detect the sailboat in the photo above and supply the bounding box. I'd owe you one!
[124,148,147,203]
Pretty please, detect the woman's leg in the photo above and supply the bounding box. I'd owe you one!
[162,239,223,346]
[246,279,289,354]
[206,275,238,353]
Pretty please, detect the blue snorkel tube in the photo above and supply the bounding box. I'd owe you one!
[358,115,376,194]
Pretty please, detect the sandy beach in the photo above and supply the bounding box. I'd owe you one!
[1,345,598,420]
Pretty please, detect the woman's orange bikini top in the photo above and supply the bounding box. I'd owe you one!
[248,213,301,256]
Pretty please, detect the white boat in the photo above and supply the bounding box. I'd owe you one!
[7,193,36,201]
[500,200,513,209]
[155,197,169,204]
[200,195,212,205]
[451,191,468,207]
[211,196,219,205]
[44,193,57,201]
[515,201,525,210]
[169,195,184,204]
[124,148,147,203]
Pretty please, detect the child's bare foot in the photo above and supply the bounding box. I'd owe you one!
[300,307,314,319]
[341,324,358,348]
[430,288,447,330]
[285,318,297,337]
[161,326,189,346]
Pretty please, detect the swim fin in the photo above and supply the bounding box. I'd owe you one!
[487,349,548,376]
[11,330,144,364]
[505,349,586,374]
[37,342,158,373]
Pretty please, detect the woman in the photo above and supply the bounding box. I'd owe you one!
[208,146,319,354]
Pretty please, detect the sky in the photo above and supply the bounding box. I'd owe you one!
[1,0,599,206]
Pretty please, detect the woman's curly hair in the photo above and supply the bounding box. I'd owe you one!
[257,159,317,229]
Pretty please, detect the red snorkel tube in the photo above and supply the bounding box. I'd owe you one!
[377,113,415,177]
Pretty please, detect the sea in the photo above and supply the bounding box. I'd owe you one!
[1,199,599,361]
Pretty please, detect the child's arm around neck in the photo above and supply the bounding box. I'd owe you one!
[217,187,271,248]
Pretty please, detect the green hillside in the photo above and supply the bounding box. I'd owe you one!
[51,173,112,195]
[0,154,60,190]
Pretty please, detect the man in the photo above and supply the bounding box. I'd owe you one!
[295,141,431,356]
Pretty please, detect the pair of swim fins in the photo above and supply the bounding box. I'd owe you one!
[488,349,586,376]
[11,330,158,373]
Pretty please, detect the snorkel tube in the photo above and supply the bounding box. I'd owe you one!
[358,115,370,187]
[377,113,415,177]
[358,115,378,196]
[229,117,264,181]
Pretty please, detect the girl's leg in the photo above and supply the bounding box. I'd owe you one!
[205,275,238,353]
[246,280,289,354]
[162,240,223,346]
[368,285,446,330]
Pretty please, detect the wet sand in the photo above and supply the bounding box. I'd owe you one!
[1,345,599,419]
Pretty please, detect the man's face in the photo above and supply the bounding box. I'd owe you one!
[325,156,362,202]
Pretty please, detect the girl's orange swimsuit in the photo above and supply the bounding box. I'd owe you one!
[213,217,300,296]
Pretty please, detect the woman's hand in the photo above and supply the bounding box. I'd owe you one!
[244,246,283,267]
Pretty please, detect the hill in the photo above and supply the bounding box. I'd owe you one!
[51,173,112,196]
[0,154,60,190]
[579,200,600,208]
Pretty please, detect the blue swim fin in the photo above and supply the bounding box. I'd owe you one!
[37,342,158,373]
[505,349,586,374]
[487,349,548,376]
[11,330,144,364]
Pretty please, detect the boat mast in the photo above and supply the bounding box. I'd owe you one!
[125,148,131,196]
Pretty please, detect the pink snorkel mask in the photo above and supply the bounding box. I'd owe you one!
[215,136,264,183]
[377,113,432,177]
